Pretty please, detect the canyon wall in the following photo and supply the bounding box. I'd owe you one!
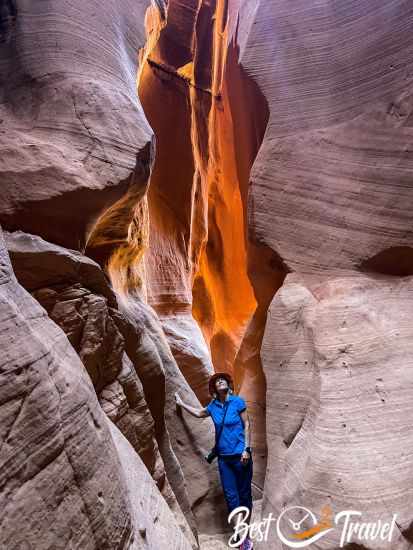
[0,0,226,548]
[238,1,413,548]
[1,0,413,549]
[0,229,193,550]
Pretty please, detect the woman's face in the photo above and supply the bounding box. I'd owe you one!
[215,377,229,392]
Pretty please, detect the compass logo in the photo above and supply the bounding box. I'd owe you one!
[276,505,334,548]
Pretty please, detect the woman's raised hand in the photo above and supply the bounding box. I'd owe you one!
[175,392,183,407]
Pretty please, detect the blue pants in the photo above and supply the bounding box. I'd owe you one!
[218,454,253,516]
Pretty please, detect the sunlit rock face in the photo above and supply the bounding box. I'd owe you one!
[138,0,277,486]
[138,0,217,407]
[237,1,413,548]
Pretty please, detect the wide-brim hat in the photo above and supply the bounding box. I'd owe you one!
[209,372,234,396]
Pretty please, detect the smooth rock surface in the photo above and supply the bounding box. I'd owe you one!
[109,421,196,550]
[161,314,213,405]
[240,0,413,275]
[0,229,134,549]
[235,3,413,549]
[0,0,153,250]
[260,272,413,549]
[117,295,229,535]
[5,230,196,545]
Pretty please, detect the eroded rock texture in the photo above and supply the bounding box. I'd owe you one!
[138,0,275,486]
[261,273,413,549]
[5,230,204,545]
[243,0,413,273]
[5,232,158,475]
[0,0,153,251]
[0,229,193,550]
[117,295,227,534]
[237,1,413,548]
[3,0,413,548]
[138,0,216,407]
[0,0,224,547]
[110,421,194,550]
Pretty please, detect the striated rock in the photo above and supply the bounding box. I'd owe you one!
[137,0,274,491]
[0,223,195,549]
[260,272,413,549]
[109,421,195,550]
[4,230,116,305]
[0,228,134,549]
[161,314,213,405]
[116,295,229,535]
[139,0,258,407]
[6,1,413,548]
[5,230,196,544]
[240,0,413,275]
[0,0,153,251]
[138,0,216,404]
[235,3,413,547]
[6,231,152,455]
[1,0,241,544]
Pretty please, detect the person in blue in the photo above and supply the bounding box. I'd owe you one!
[175,372,253,549]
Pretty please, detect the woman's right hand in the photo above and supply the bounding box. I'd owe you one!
[175,392,183,407]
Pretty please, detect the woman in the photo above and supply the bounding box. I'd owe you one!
[175,372,253,549]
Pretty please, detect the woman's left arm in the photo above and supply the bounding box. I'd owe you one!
[240,409,251,464]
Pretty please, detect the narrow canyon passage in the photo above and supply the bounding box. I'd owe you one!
[2,1,413,549]
[137,0,287,492]
[81,0,282,536]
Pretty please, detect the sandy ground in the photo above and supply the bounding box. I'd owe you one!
[199,500,262,549]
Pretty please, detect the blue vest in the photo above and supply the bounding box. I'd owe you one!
[206,394,247,455]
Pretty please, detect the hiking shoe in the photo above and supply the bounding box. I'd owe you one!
[241,538,253,550]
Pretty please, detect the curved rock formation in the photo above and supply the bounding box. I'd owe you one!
[138,0,275,487]
[242,0,413,274]
[115,293,228,535]
[261,272,413,549]
[5,229,198,545]
[0,0,224,546]
[138,0,215,405]
[0,0,153,251]
[3,0,413,548]
[237,1,413,548]
[0,228,193,550]
[110,421,194,550]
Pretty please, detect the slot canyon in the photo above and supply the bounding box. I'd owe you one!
[1,0,413,549]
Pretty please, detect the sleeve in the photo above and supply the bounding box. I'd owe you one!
[237,396,247,413]
[205,402,212,417]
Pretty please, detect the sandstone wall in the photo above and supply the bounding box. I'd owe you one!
[237,1,413,548]
[2,0,413,548]
[0,0,225,547]
[0,228,194,550]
